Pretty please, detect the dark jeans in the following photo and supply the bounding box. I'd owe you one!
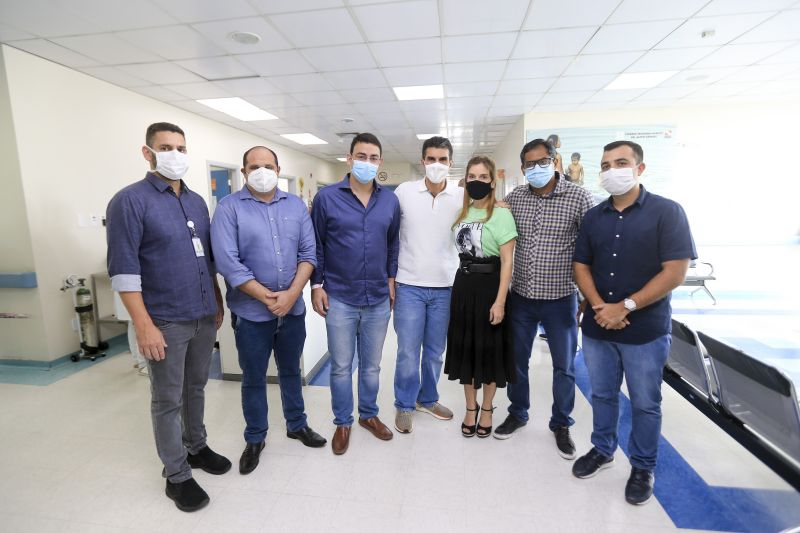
[234,313,308,443]
[148,316,215,483]
[507,291,578,430]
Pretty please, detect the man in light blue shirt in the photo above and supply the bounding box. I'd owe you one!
[211,146,326,475]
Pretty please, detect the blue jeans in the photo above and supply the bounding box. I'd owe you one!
[326,296,391,426]
[582,334,671,472]
[234,314,308,443]
[392,283,450,412]
[507,291,578,430]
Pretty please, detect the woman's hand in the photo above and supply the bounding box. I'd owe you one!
[489,302,505,325]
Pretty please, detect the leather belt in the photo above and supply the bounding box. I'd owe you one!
[459,261,500,274]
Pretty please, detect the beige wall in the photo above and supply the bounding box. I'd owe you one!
[329,160,420,186]
[491,116,525,197]
[1,45,338,361]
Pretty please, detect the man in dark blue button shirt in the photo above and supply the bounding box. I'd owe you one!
[106,122,230,512]
[571,140,696,506]
[310,132,401,455]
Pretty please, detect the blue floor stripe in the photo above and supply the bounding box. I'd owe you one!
[574,350,800,532]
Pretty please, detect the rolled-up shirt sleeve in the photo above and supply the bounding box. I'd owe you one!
[106,193,143,292]
[210,199,255,288]
[298,207,317,268]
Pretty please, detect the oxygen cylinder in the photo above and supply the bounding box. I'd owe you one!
[75,278,99,354]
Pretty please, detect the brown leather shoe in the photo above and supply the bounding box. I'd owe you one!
[332,426,350,455]
[358,416,394,441]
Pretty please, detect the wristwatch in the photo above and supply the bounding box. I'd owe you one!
[623,298,637,312]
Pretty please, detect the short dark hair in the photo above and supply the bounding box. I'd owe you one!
[546,134,560,145]
[242,146,279,169]
[520,138,556,165]
[603,140,643,164]
[146,122,185,148]
[571,152,581,160]
[421,136,453,159]
[350,132,382,156]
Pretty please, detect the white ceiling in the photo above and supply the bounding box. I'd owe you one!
[2,0,800,173]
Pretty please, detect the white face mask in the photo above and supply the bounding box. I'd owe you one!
[600,167,638,196]
[146,146,189,181]
[425,162,449,184]
[247,167,278,193]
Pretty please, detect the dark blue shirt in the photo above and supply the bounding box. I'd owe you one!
[211,186,316,322]
[106,173,217,321]
[573,186,696,344]
[311,174,401,307]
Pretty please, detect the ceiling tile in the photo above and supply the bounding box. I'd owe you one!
[246,93,304,110]
[134,85,186,102]
[249,0,344,14]
[0,22,35,41]
[383,65,443,86]
[339,87,397,103]
[686,81,760,98]
[445,81,499,97]
[636,85,699,99]
[171,99,224,115]
[735,9,800,43]
[723,62,799,82]
[656,13,773,49]
[626,47,717,72]
[212,77,282,96]
[190,17,292,54]
[162,81,231,99]
[291,91,347,106]
[497,78,555,94]
[324,69,387,90]
[445,60,507,83]
[583,20,684,54]
[490,93,544,107]
[268,73,335,92]
[270,8,362,47]
[607,0,708,23]
[505,57,573,79]
[398,99,445,113]
[64,0,179,31]
[513,27,598,59]
[118,62,204,85]
[447,95,494,109]
[538,91,595,105]
[758,42,800,65]
[370,38,442,68]
[52,34,163,64]
[659,66,741,87]
[442,0,529,35]
[698,0,797,17]
[487,104,531,116]
[530,103,582,113]
[307,103,357,117]
[79,66,150,87]
[148,0,257,23]
[352,0,439,42]
[7,39,99,68]
[443,33,517,62]
[0,0,100,37]
[236,50,316,76]
[550,74,616,92]
[176,56,254,80]
[586,88,648,102]
[525,0,620,30]
[563,52,642,75]
[692,42,790,68]
[117,26,225,60]
[301,44,377,72]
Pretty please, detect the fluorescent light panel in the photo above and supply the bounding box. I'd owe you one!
[281,133,328,145]
[393,84,444,101]
[196,97,277,121]
[416,133,445,140]
[604,71,678,91]
[336,157,347,162]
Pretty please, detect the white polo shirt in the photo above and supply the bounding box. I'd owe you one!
[396,178,464,287]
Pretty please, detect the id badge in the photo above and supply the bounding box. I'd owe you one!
[192,237,205,257]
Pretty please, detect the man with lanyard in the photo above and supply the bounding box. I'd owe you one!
[106,122,230,512]
[392,136,462,434]
[572,140,696,505]
[310,132,401,455]
[211,145,326,476]
[495,139,594,462]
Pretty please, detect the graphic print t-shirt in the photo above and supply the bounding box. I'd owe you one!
[454,206,517,258]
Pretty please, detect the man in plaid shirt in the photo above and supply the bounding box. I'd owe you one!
[494,138,594,460]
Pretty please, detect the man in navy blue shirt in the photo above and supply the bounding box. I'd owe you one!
[310,132,401,455]
[571,140,696,506]
[106,123,230,513]
[211,145,326,475]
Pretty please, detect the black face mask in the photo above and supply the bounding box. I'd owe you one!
[466,180,492,200]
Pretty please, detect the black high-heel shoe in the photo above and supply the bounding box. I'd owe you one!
[476,406,495,438]
[461,404,479,438]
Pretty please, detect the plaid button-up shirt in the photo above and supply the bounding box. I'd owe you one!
[505,174,594,300]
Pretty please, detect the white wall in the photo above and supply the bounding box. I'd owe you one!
[1,45,339,362]
[330,160,419,186]
[491,116,525,197]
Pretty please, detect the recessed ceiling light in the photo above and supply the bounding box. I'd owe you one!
[196,97,277,121]
[281,133,328,145]
[416,133,445,140]
[228,31,261,45]
[393,84,444,101]
[604,71,678,90]
[336,157,347,162]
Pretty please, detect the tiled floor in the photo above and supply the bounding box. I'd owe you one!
[1,318,798,533]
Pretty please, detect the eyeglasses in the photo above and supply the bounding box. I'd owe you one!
[353,154,381,164]
[523,157,553,170]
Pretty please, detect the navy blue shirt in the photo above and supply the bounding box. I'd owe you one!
[573,186,696,344]
[106,173,217,321]
[310,174,401,307]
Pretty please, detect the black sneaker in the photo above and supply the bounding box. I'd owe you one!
[187,445,232,475]
[572,447,614,478]
[625,468,654,505]
[493,414,527,440]
[165,478,209,512]
[553,426,576,460]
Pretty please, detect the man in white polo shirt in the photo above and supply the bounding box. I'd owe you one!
[393,136,463,433]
